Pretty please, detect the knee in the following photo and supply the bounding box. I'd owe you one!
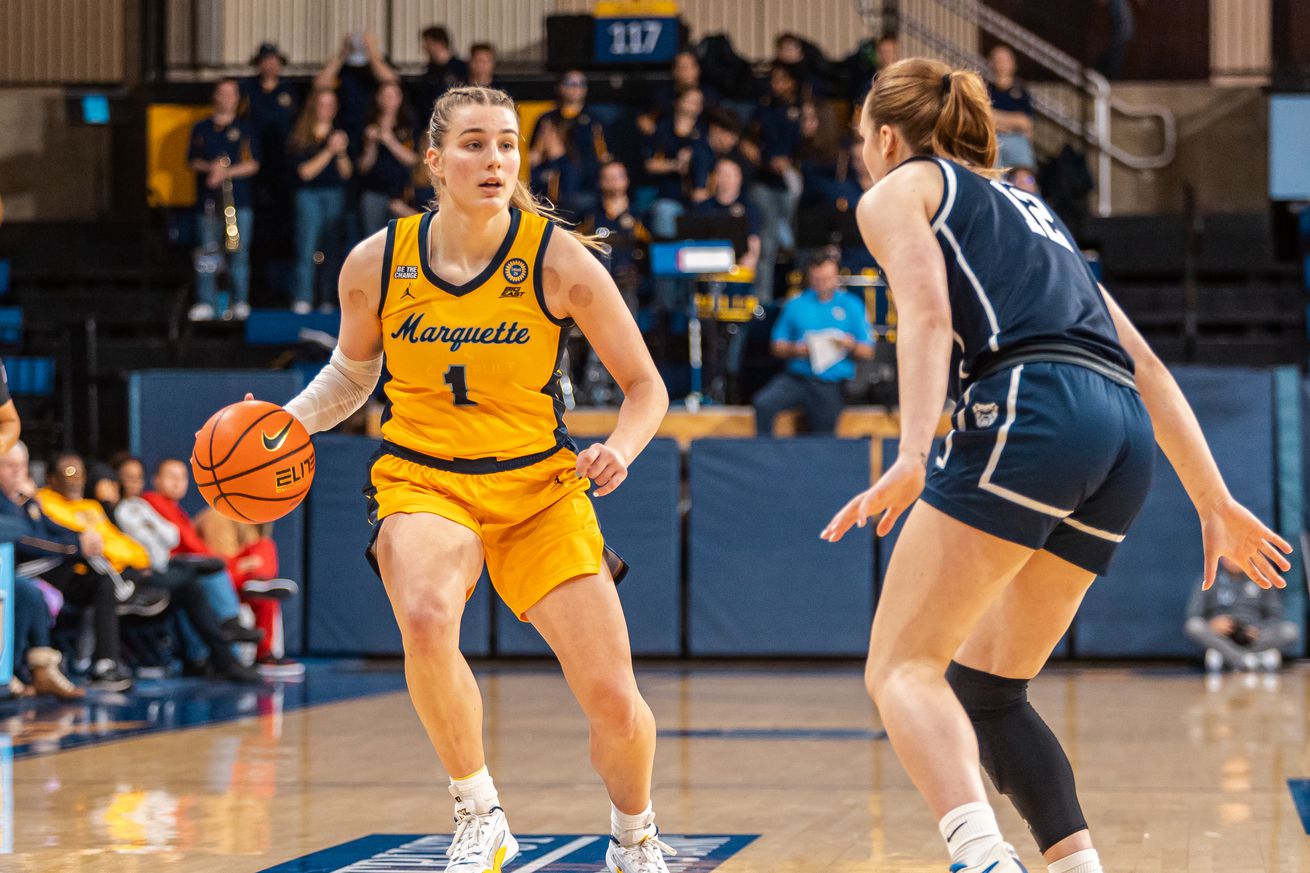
[393,592,464,654]
[580,677,647,739]
[945,661,1028,720]
[864,654,944,709]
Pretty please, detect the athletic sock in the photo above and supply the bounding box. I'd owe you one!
[611,801,655,847]
[1049,848,1103,873]
[450,765,500,815]
[939,801,1003,867]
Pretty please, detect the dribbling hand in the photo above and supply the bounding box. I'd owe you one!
[576,444,628,497]
[1200,495,1292,590]
[821,454,927,542]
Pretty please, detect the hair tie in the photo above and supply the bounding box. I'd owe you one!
[940,73,953,95]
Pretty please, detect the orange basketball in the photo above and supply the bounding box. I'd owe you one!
[191,400,315,523]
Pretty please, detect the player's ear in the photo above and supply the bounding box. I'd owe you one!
[879,124,897,163]
[426,146,443,184]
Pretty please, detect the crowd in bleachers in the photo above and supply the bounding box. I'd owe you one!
[1,441,301,698]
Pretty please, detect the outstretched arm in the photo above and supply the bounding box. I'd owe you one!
[1101,286,1291,588]
[544,229,669,496]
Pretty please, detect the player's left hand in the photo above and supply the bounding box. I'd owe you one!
[576,444,629,497]
[821,453,926,542]
[1200,495,1292,590]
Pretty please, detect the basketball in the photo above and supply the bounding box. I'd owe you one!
[191,399,315,523]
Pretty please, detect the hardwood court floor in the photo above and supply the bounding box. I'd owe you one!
[3,661,1310,872]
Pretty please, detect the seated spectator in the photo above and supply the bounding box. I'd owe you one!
[692,157,761,273]
[750,63,806,300]
[844,33,899,104]
[529,70,608,217]
[772,32,830,99]
[689,108,756,203]
[753,250,874,435]
[797,100,846,208]
[4,574,82,699]
[111,456,263,683]
[642,88,704,238]
[987,45,1037,169]
[187,78,260,323]
[314,32,399,157]
[413,25,468,123]
[1004,164,1040,196]
[529,118,586,223]
[3,446,158,691]
[1185,557,1299,672]
[195,509,303,678]
[358,81,418,235]
[467,42,499,89]
[582,160,650,312]
[640,51,721,135]
[145,460,299,676]
[289,88,352,314]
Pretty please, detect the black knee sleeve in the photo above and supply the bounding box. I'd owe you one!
[946,661,1088,853]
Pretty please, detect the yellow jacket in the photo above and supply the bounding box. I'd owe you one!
[36,488,151,572]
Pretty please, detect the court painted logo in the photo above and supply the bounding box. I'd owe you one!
[259,833,758,872]
[503,257,529,284]
[972,402,999,427]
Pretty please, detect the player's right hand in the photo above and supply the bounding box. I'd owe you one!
[821,453,926,542]
[1200,495,1291,590]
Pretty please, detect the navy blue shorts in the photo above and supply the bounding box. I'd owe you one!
[921,361,1155,575]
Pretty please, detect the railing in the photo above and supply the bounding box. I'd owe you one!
[857,0,1178,216]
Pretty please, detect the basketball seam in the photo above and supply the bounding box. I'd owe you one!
[195,407,284,472]
[206,404,235,514]
[190,439,313,488]
[207,488,312,502]
[216,493,254,522]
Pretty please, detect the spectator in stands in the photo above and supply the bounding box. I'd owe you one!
[187,78,260,323]
[529,117,585,223]
[750,63,806,300]
[467,43,499,90]
[773,32,829,98]
[797,100,847,209]
[987,45,1037,170]
[530,70,608,217]
[640,51,720,135]
[689,107,756,204]
[289,88,353,314]
[1185,557,1299,672]
[753,250,874,435]
[241,43,300,258]
[643,88,704,238]
[4,573,82,699]
[314,32,399,157]
[0,358,19,455]
[196,509,303,677]
[583,160,651,313]
[844,33,899,104]
[414,25,468,124]
[357,82,418,235]
[692,158,761,273]
[1005,165,1040,195]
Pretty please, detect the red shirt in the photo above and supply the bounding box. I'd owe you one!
[228,538,279,586]
[142,491,212,556]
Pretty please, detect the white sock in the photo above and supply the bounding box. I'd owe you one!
[611,801,655,847]
[1049,848,1102,873]
[450,766,500,815]
[939,801,1003,866]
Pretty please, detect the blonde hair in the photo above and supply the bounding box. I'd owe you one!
[289,87,337,152]
[863,58,999,174]
[426,85,603,250]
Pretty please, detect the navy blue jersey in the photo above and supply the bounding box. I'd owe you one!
[885,157,1132,387]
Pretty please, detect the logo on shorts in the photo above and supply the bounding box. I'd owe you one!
[394,265,418,279]
[971,402,999,428]
[503,258,529,284]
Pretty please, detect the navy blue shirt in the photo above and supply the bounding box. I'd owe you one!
[988,80,1034,117]
[692,195,761,238]
[771,289,875,381]
[689,142,755,193]
[752,98,803,188]
[240,76,299,143]
[414,58,469,122]
[188,117,261,209]
[878,157,1132,389]
[335,65,386,157]
[360,124,417,198]
[530,107,606,189]
[642,117,701,200]
[0,493,80,563]
[290,132,351,189]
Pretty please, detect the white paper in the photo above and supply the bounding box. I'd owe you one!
[805,328,848,375]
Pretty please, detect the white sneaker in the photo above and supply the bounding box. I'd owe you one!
[1204,648,1225,673]
[232,301,251,320]
[949,842,1029,873]
[188,303,216,321]
[1260,648,1282,671]
[446,806,518,873]
[605,828,676,873]
[291,301,312,315]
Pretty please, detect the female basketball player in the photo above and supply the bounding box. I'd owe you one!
[821,59,1291,873]
[275,86,672,873]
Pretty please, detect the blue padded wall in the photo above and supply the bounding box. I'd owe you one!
[129,369,307,653]
[494,439,682,656]
[305,435,491,656]
[1075,367,1275,656]
[688,438,875,655]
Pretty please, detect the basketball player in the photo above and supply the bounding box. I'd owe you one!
[273,86,671,873]
[821,59,1291,873]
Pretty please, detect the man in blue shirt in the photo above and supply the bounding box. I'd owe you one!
[187,78,260,321]
[753,250,874,435]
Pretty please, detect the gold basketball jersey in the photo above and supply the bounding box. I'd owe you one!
[377,208,572,461]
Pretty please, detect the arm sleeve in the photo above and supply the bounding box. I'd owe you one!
[283,347,383,435]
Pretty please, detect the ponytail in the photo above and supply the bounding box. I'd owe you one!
[863,58,999,174]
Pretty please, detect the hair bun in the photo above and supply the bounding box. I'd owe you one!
[941,73,953,94]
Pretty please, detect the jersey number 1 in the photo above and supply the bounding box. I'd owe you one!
[991,181,1074,252]
[444,365,478,407]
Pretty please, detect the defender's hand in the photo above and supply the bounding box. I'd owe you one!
[1201,495,1292,590]
[821,453,927,542]
[576,444,629,497]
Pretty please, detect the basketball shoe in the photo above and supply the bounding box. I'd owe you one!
[949,842,1029,873]
[605,827,676,873]
[445,804,518,873]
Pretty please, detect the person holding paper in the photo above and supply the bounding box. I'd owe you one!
[753,249,874,435]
